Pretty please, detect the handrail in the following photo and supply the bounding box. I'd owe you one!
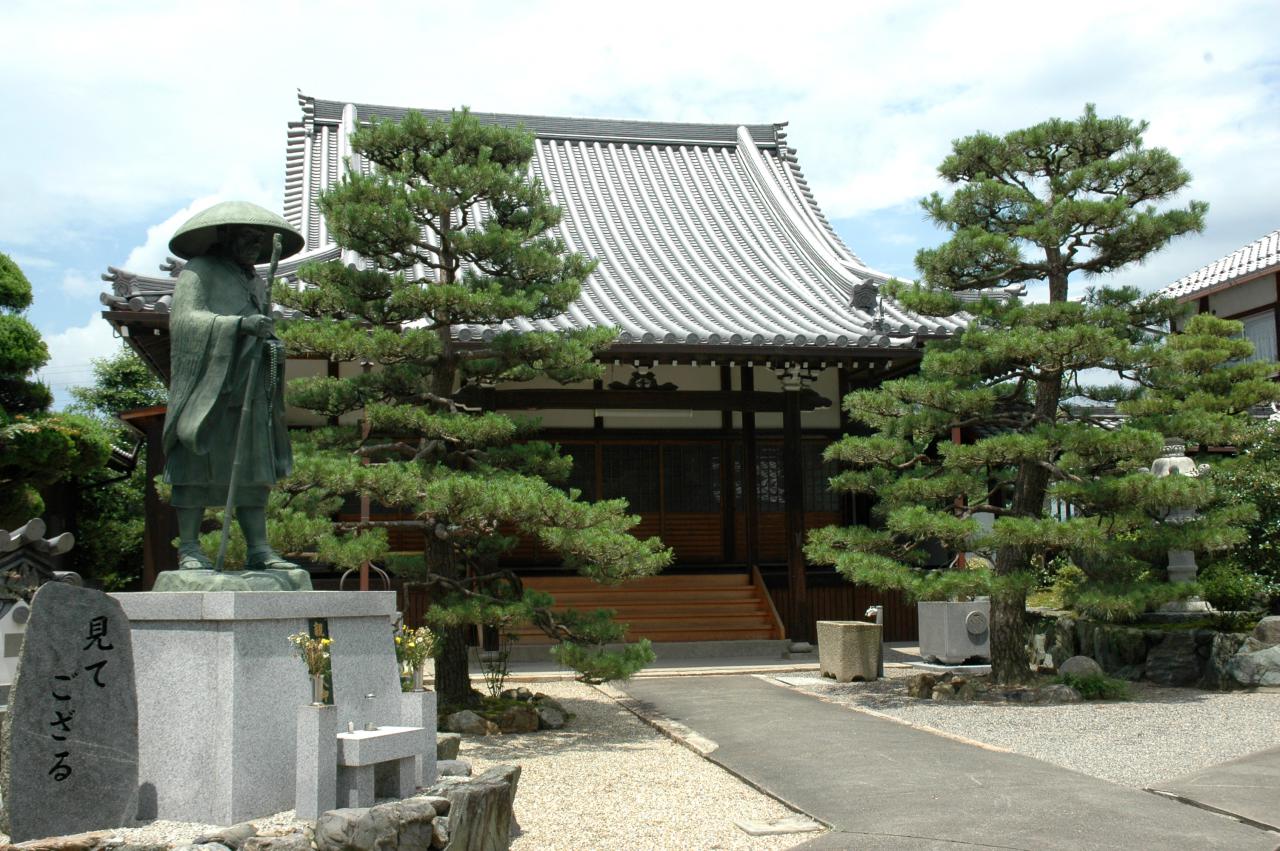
[750,564,787,641]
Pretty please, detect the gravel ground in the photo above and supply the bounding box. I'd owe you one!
[1,682,816,850]
[0,810,309,848]
[463,681,819,851]
[780,667,1280,787]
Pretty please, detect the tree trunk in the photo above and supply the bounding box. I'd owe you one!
[427,276,477,707]
[428,535,478,709]
[988,266,1068,684]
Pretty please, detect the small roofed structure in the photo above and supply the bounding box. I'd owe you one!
[99,92,990,642]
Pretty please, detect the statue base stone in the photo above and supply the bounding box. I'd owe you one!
[151,568,313,592]
[110,591,405,825]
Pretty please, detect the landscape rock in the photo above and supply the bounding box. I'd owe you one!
[535,704,566,730]
[1058,655,1103,677]
[930,684,955,701]
[436,732,462,760]
[431,817,449,849]
[1036,684,1083,703]
[906,673,936,698]
[531,694,566,715]
[1252,616,1280,647]
[1144,632,1201,686]
[495,703,538,734]
[5,832,111,851]
[239,837,300,851]
[427,765,521,851]
[241,835,312,851]
[444,710,497,735]
[417,795,451,815]
[438,759,472,777]
[1200,632,1248,690]
[171,845,230,851]
[1227,644,1280,687]
[193,822,257,849]
[314,798,438,851]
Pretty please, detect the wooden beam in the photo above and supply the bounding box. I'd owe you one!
[455,385,831,413]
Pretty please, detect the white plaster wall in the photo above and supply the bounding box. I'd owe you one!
[1207,273,1276,316]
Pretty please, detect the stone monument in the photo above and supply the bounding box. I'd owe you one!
[0,582,138,842]
[153,201,310,593]
[1151,439,1212,614]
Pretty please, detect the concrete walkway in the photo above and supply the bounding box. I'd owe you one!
[1148,745,1280,833]
[617,674,1278,850]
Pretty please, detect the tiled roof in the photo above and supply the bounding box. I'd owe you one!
[1163,228,1280,301]
[286,93,966,349]
[103,94,976,352]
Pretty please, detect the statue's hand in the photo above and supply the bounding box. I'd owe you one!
[240,315,274,338]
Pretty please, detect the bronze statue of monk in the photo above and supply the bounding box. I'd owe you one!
[162,201,304,572]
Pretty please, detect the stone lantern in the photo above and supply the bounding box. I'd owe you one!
[1150,439,1205,585]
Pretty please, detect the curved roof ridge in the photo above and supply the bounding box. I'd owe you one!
[302,93,780,149]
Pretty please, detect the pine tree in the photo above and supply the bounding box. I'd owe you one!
[0,252,110,528]
[806,105,1278,683]
[67,343,167,589]
[276,109,671,706]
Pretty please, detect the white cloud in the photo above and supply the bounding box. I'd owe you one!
[59,270,101,297]
[122,180,276,275]
[35,313,124,410]
[0,0,1275,299]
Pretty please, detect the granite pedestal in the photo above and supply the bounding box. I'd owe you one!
[112,591,402,825]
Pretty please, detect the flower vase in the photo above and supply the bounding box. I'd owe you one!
[411,666,424,692]
[310,673,326,705]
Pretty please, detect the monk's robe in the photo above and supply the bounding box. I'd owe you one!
[162,254,291,508]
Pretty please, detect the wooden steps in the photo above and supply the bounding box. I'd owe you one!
[510,572,785,645]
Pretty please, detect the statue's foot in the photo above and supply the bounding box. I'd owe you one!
[245,549,300,571]
[177,545,214,571]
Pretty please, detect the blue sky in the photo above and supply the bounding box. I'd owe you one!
[3,0,1278,405]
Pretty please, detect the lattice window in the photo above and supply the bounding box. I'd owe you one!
[562,443,597,499]
[803,441,841,512]
[663,444,723,512]
[601,444,660,512]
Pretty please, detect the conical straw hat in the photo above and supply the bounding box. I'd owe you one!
[168,200,305,262]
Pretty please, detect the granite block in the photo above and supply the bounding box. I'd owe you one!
[337,764,375,809]
[295,704,337,821]
[0,583,138,842]
[327,616,402,735]
[401,690,438,787]
[373,756,416,800]
[112,591,396,622]
[816,620,881,683]
[206,591,394,621]
[337,726,422,766]
[111,592,205,621]
[116,591,405,825]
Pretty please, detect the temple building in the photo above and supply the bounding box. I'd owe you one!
[101,92,976,644]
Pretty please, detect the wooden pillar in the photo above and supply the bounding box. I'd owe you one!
[740,366,760,572]
[781,368,810,641]
[120,406,178,589]
[720,364,736,563]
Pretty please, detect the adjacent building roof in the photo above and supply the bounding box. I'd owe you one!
[103,92,971,360]
[1163,227,1280,301]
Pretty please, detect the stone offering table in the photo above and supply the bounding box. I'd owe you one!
[112,590,414,825]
